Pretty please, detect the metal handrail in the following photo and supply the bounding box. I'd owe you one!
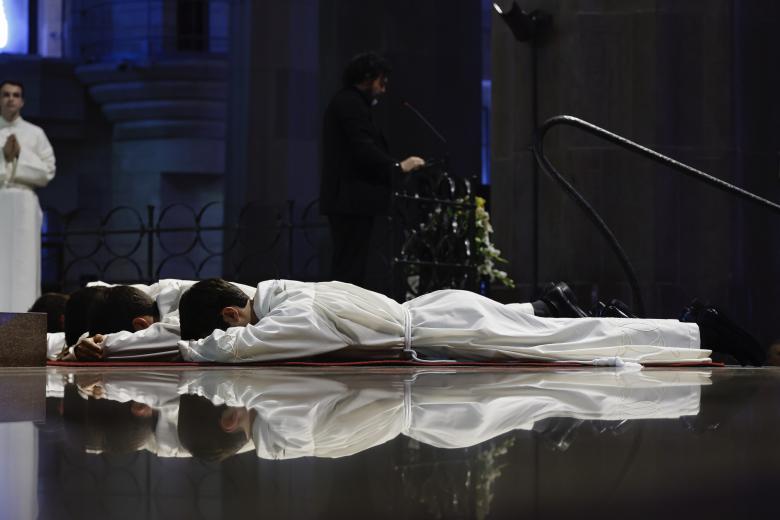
[534,115,780,315]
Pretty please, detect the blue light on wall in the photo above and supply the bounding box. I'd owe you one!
[0,0,28,54]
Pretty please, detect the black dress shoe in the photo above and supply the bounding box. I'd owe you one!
[540,282,589,318]
[592,299,638,318]
[680,299,765,366]
[605,298,638,318]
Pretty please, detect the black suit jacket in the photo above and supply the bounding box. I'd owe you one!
[320,87,399,216]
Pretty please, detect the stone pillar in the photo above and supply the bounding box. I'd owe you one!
[224,0,321,283]
[75,59,228,210]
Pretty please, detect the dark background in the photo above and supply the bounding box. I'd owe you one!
[1,0,779,346]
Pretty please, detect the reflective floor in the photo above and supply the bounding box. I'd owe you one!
[1,366,779,519]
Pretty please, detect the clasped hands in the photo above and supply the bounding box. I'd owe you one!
[400,156,425,173]
[3,135,20,162]
[59,334,106,361]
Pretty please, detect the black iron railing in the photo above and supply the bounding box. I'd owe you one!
[391,161,479,300]
[41,200,329,292]
[534,115,780,315]
[42,166,481,300]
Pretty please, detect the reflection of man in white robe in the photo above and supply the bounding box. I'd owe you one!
[0,81,56,311]
[49,367,708,460]
[177,368,707,460]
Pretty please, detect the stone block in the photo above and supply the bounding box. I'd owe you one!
[0,313,47,367]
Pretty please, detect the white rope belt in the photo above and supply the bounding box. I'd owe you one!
[403,306,413,354]
[2,158,18,188]
[401,305,454,364]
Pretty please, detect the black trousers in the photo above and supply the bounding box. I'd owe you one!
[328,214,374,286]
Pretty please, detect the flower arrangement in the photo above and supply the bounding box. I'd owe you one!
[402,193,515,297]
[472,196,515,289]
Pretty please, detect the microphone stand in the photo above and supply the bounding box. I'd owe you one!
[401,100,449,170]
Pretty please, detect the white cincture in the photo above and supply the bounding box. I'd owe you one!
[402,305,412,354]
[401,304,454,363]
[2,157,18,188]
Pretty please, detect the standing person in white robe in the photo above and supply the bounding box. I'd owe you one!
[178,279,711,365]
[0,80,56,312]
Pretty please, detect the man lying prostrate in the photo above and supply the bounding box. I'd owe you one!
[59,279,256,361]
[60,280,575,362]
[54,284,170,360]
[29,292,69,333]
[85,278,200,324]
[174,279,762,366]
[47,286,109,360]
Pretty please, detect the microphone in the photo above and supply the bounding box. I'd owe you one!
[401,100,448,146]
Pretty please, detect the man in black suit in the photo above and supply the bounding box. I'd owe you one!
[320,52,425,286]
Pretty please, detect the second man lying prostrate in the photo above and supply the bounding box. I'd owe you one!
[65,278,765,366]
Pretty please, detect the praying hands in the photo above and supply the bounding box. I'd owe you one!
[3,134,20,162]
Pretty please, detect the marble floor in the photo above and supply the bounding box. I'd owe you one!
[1,365,779,519]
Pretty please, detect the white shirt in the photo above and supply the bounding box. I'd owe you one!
[181,280,708,365]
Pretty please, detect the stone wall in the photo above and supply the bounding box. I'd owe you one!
[491,0,780,344]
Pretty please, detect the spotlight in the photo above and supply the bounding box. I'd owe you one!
[493,1,551,42]
[492,1,513,14]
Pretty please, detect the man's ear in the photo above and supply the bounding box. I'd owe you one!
[132,316,153,331]
[220,306,240,326]
[220,409,241,433]
[130,402,153,418]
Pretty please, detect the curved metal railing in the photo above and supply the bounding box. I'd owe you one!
[534,115,780,315]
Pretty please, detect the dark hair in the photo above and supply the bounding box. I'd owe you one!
[342,52,392,87]
[64,286,109,346]
[177,394,250,461]
[29,292,70,333]
[62,384,158,454]
[88,285,159,337]
[179,279,249,340]
[0,80,24,97]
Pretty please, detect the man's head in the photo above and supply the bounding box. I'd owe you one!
[342,52,392,98]
[62,384,158,454]
[88,285,159,337]
[0,81,24,121]
[766,341,780,366]
[177,394,253,461]
[64,286,109,346]
[29,292,70,333]
[179,279,253,340]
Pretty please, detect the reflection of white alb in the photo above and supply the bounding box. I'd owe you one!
[96,371,190,457]
[0,116,56,312]
[179,368,707,460]
[182,280,708,365]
